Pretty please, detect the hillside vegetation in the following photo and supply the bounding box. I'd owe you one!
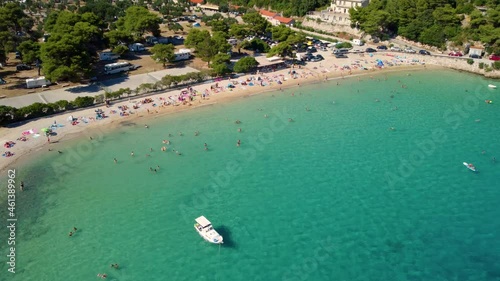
[349,0,500,53]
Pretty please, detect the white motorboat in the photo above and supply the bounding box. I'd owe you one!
[488,84,497,89]
[463,162,477,172]
[194,216,223,244]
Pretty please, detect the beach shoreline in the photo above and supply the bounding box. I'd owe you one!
[0,54,447,173]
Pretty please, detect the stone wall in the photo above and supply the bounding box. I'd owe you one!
[302,17,362,37]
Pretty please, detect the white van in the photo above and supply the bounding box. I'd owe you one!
[352,39,364,46]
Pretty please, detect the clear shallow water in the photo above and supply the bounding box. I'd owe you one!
[1,69,500,281]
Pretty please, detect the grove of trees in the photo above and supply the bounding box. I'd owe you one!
[350,0,500,53]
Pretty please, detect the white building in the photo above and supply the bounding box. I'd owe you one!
[322,0,369,25]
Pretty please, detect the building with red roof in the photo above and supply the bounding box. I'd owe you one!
[272,16,295,26]
[259,10,278,19]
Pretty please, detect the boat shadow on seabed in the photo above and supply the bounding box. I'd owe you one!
[216,226,236,249]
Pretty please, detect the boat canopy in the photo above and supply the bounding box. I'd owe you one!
[195,216,212,227]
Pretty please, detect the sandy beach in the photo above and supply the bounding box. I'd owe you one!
[0,51,455,172]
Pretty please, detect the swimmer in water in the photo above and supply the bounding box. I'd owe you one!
[195,131,199,136]
[131,151,134,156]
[114,158,117,163]
[237,140,241,147]
[145,125,149,128]
[238,128,242,132]
[69,232,73,237]
[288,118,294,122]
[264,114,268,118]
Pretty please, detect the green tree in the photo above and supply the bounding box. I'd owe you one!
[105,30,133,47]
[78,0,122,26]
[72,96,95,108]
[0,105,18,127]
[0,3,34,34]
[271,25,293,42]
[112,45,129,56]
[268,42,293,58]
[115,6,161,39]
[185,29,231,66]
[167,22,184,33]
[229,24,249,40]
[17,40,41,64]
[151,43,175,67]
[242,12,270,35]
[242,38,270,53]
[233,56,259,73]
[185,29,210,49]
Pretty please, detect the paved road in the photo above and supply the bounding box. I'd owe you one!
[0,66,199,108]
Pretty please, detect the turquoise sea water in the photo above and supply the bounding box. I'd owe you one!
[1,69,500,281]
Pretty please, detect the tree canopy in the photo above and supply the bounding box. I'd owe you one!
[40,11,103,81]
[350,0,500,52]
[206,0,331,16]
[233,56,259,73]
[115,6,162,40]
[151,43,175,67]
[185,29,231,66]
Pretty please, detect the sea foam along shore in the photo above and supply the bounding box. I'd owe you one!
[0,51,439,173]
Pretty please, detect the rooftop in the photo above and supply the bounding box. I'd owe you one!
[274,16,294,24]
[259,10,277,17]
[189,0,204,4]
[195,216,212,227]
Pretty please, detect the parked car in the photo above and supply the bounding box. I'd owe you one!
[15,51,22,59]
[488,54,500,61]
[404,48,416,53]
[365,48,377,53]
[307,46,317,53]
[376,45,388,50]
[335,54,348,58]
[469,54,481,59]
[390,46,402,52]
[448,51,463,57]
[419,50,431,55]
[16,64,32,71]
[311,54,324,62]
